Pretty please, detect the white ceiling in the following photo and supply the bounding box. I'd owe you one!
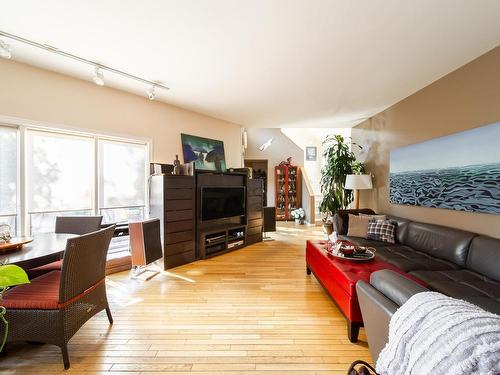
[1,1,500,128]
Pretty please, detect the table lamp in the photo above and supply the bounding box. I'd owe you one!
[345,174,373,209]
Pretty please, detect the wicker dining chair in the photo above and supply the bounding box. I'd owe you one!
[1,225,115,369]
[27,216,104,278]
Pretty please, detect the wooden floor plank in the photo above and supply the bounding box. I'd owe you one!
[0,223,372,373]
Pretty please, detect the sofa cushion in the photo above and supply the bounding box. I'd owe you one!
[346,214,371,238]
[375,245,461,272]
[408,269,500,315]
[405,222,476,267]
[333,209,376,235]
[466,236,500,282]
[385,215,412,244]
[367,219,397,244]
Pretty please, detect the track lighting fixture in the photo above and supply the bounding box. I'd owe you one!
[0,39,11,59]
[259,138,274,151]
[0,30,170,98]
[147,84,156,100]
[93,66,105,86]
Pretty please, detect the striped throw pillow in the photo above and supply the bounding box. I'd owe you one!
[367,219,397,244]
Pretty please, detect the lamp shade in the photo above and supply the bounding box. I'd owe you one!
[344,174,372,190]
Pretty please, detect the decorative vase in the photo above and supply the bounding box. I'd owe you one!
[323,221,334,235]
[295,218,301,225]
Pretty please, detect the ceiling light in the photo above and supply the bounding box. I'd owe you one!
[0,39,11,59]
[147,84,156,100]
[259,138,273,151]
[93,66,104,86]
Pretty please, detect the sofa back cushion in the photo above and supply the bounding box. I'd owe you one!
[405,222,476,267]
[466,236,500,282]
[386,215,411,244]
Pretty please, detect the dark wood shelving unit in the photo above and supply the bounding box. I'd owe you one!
[150,174,196,269]
[150,165,263,267]
[246,178,264,245]
[275,165,301,221]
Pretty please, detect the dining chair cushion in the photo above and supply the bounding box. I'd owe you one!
[30,259,62,271]
[28,259,63,279]
[3,271,61,309]
[2,271,105,310]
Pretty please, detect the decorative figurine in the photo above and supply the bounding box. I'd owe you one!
[173,154,181,175]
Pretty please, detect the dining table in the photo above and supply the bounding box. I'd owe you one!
[0,232,77,269]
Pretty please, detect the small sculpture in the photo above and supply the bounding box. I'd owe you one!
[0,223,12,244]
[173,155,181,175]
[279,157,292,166]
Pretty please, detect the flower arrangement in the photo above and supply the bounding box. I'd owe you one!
[291,208,305,224]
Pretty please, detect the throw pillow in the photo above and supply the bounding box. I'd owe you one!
[359,213,387,221]
[346,214,371,238]
[367,219,397,244]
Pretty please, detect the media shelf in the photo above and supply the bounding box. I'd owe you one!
[202,225,246,257]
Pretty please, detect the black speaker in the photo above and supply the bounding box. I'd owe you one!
[263,207,276,232]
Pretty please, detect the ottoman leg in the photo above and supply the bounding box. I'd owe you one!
[348,322,361,343]
[306,266,311,275]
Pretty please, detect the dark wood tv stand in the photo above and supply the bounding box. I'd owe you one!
[196,170,263,259]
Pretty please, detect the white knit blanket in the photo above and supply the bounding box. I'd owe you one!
[376,291,500,375]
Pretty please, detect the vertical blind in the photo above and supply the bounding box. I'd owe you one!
[99,139,146,208]
[0,126,18,232]
[26,130,94,213]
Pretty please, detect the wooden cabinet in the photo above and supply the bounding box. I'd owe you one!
[246,178,264,245]
[275,165,301,221]
[150,174,196,269]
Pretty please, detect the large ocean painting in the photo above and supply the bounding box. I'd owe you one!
[389,122,500,215]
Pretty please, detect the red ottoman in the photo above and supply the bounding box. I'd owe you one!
[306,240,425,342]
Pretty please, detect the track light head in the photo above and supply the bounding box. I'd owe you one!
[93,66,104,86]
[0,39,12,59]
[259,138,274,151]
[147,85,156,100]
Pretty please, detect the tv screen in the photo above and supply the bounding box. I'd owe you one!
[201,187,245,221]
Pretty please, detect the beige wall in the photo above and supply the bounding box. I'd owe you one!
[245,128,304,207]
[352,46,500,238]
[0,60,242,167]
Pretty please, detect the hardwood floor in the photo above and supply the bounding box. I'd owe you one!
[0,223,372,374]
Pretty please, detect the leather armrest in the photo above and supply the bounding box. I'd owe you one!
[356,280,398,361]
[370,270,428,307]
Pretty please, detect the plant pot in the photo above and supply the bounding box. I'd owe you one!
[294,218,305,225]
[323,221,334,235]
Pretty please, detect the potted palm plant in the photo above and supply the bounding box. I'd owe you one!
[319,135,364,234]
[0,264,30,352]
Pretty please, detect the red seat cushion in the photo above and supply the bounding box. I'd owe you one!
[29,259,62,272]
[3,271,61,310]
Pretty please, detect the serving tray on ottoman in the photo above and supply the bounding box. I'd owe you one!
[305,240,425,342]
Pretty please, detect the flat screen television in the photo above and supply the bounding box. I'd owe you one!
[201,187,245,221]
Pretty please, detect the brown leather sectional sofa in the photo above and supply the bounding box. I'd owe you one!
[333,209,500,360]
[335,209,500,315]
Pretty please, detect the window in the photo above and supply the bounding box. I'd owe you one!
[0,122,149,258]
[98,140,147,224]
[26,130,94,234]
[0,126,18,233]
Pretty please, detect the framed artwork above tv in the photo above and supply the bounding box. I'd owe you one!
[181,133,227,173]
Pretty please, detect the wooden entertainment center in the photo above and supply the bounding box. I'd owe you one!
[150,168,264,269]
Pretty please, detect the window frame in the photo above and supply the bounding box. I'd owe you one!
[0,118,151,237]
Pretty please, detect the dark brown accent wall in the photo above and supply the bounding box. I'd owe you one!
[352,46,500,238]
